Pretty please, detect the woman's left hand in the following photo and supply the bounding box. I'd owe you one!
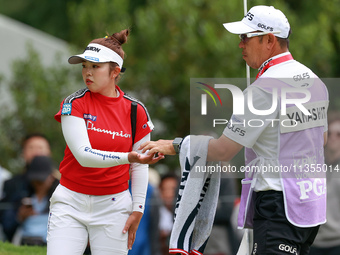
[128,151,164,164]
[122,211,143,250]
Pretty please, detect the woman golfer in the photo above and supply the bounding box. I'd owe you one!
[47,29,163,255]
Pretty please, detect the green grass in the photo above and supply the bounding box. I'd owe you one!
[0,242,47,255]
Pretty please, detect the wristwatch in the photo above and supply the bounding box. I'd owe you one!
[172,137,183,154]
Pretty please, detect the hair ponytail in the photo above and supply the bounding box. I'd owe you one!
[90,28,130,59]
[109,29,129,45]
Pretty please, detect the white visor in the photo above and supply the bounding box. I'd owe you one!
[68,43,123,68]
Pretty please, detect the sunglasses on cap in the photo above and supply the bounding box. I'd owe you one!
[239,31,281,43]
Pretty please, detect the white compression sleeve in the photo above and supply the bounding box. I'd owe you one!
[130,134,150,213]
[61,115,129,167]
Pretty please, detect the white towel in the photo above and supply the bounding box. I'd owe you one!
[236,229,253,255]
[169,135,221,255]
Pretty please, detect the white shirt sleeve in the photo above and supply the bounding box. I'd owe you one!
[130,134,150,213]
[61,115,130,167]
[61,115,150,213]
[223,86,279,148]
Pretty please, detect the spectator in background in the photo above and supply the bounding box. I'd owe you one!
[20,133,52,167]
[158,173,180,255]
[0,133,52,242]
[0,165,12,200]
[12,156,59,246]
[0,165,12,241]
[309,115,340,255]
[148,167,161,188]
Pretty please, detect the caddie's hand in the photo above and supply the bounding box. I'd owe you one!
[139,139,176,155]
[122,211,143,250]
[128,151,164,164]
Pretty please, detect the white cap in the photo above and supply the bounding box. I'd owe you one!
[223,5,290,39]
[68,43,124,68]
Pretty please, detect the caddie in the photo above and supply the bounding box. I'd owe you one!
[140,5,329,255]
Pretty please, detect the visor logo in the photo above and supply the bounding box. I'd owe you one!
[84,56,99,62]
[85,46,101,53]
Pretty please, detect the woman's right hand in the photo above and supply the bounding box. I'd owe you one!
[128,151,164,164]
[122,211,143,250]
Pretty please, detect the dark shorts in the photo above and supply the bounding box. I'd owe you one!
[252,190,319,255]
[309,245,340,255]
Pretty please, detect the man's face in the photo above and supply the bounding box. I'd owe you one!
[160,178,178,209]
[22,137,51,164]
[238,34,268,69]
[327,121,340,152]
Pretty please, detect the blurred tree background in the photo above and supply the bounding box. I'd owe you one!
[0,0,339,174]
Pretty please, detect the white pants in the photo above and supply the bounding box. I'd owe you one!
[47,184,132,255]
